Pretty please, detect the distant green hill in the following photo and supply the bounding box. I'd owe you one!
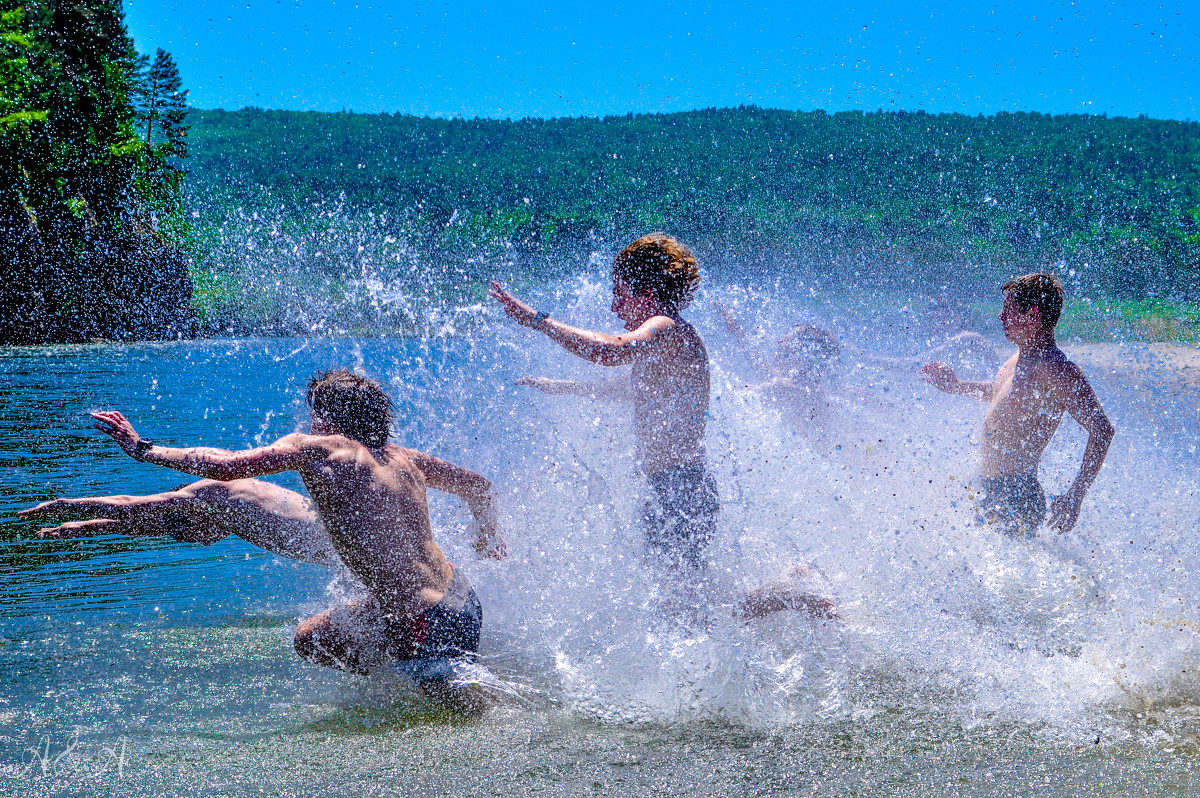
[182,106,1200,334]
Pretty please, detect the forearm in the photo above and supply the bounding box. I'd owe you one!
[462,485,497,528]
[558,378,632,400]
[539,318,630,366]
[1066,426,1114,501]
[949,381,993,401]
[141,445,254,481]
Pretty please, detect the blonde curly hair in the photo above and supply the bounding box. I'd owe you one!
[612,233,700,312]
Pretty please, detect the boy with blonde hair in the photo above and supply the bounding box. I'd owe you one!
[490,233,717,570]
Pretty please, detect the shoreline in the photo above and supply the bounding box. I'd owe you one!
[1065,342,1200,395]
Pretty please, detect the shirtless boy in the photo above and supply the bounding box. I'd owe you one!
[489,233,717,570]
[712,298,841,448]
[921,274,1114,536]
[48,370,507,674]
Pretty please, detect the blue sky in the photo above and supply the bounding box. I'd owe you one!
[124,0,1198,120]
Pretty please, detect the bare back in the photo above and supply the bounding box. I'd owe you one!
[631,318,710,474]
[297,438,452,618]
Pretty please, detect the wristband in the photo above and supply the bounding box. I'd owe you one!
[533,310,550,329]
[133,438,155,462]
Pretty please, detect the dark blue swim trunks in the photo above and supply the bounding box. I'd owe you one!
[408,566,482,660]
[642,462,720,569]
[976,474,1046,539]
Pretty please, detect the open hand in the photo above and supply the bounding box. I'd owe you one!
[35,519,122,539]
[91,410,143,459]
[919,362,958,392]
[1047,494,1081,532]
[488,281,538,327]
[473,526,508,561]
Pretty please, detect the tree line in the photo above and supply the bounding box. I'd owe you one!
[0,0,192,344]
[186,106,1200,303]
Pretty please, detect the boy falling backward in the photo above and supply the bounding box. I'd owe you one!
[922,274,1114,536]
[489,234,718,570]
[56,370,507,673]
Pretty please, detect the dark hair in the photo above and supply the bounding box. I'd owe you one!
[780,324,842,377]
[1001,273,1064,330]
[612,233,700,312]
[306,369,393,449]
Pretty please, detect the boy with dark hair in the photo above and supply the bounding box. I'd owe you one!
[306,369,394,449]
[922,274,1114,536]
[489,233,717,570]
[76,368,506,675]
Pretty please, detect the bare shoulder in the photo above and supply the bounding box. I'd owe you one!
[995,351,1019,378]
[1041,349,1098,396]
[632,314,681,339]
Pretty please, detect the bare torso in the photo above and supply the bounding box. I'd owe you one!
[631,319,710,474]
[979,346,1071,478]
[298,440,452,619]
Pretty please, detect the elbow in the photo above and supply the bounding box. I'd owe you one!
[1093,419,1115,448]
[207,461,243,481]
[464,475,493,503]
[596,347,632,367]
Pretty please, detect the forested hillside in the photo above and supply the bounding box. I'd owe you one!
[186,106,1200,312]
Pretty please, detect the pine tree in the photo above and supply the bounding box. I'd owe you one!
[135,47,188,159]
[0,0,196,344]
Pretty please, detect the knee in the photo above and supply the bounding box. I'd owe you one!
[293,618,319,661]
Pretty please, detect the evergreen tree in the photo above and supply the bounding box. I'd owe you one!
[0,0,195,343]
[135,47,188,158]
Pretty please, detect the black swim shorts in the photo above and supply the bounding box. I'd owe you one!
[976,474,1047,539]
[409,566,483,660]
[642,462,720,569]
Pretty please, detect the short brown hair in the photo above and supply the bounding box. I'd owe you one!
[612,233,700,312]
[1002,273,1064,330]
[781,324,842,376]
[306,369,393,449]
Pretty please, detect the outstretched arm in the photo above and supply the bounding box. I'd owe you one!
[515,375,633,401]
[407,450,507,560]
[20,481,334,563]
[92,410,312,481]
[711,298,750,348]
[711,297,777,377]
[21,492,226,544]
[1047,366,1115,532]
[489,281,669,366]
[920,362,994,401]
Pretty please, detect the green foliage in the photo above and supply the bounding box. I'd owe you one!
[1058,298,1200,343]
[0,0,194,344]
[185,107,1200,305]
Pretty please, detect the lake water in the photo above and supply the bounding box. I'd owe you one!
[3,282,1200,796]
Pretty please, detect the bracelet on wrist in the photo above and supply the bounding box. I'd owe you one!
[533,309,550,329]
[133,438,156,462]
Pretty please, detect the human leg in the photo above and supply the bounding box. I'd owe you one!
[293,600,403,675]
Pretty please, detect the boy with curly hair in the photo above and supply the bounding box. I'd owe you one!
[490,233,717,570]
[922,273,1114,536]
